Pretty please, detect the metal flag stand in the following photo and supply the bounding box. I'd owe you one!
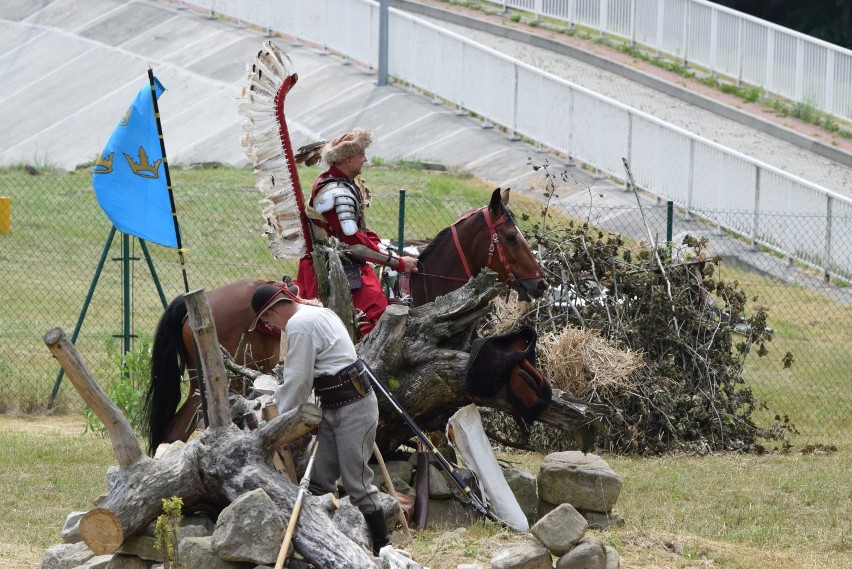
[48,227,169,407]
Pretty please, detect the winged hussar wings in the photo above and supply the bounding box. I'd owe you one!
[239,42,312,260]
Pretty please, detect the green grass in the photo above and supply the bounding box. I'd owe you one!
[712,264,852,445]
[0,163,501,414]
[0,421,115,567]
[1,417,849,569]
[2,164,849,445]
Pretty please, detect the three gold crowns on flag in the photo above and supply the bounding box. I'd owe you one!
[93,108,162,178]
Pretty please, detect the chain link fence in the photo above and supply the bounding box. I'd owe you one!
[1,175,849,444]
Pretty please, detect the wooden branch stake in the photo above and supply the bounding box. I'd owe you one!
[43,327,145,468]
[183,288,232,430]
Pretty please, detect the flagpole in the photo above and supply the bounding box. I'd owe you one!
[147,67,208,425]
[147,67,189,294]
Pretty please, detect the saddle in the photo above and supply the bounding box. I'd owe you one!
[465,325,552,422]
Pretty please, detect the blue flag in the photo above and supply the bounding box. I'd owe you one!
[92,75,179,248]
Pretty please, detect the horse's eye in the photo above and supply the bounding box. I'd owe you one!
[505,232,518,243]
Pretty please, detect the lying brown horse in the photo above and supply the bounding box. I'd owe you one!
[142,188,547,453]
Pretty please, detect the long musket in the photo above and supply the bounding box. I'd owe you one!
[361,363,512,529]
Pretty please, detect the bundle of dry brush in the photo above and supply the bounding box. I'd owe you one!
[478,161,793,455]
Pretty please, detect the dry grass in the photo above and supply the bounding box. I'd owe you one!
[482,294,644,397]
[536,327,644,397]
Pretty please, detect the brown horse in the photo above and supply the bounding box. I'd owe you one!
[409,188,547,305]
[142,188,547,454]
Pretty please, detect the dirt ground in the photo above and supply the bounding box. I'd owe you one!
[0,413,88,437]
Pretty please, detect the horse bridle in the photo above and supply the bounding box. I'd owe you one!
[435,206,541,286]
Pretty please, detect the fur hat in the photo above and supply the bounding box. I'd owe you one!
[248,282,300,332]
[321,128,372,165]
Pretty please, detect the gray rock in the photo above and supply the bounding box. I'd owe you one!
[530,503,588,556]
[335,495,372,549]
[490,541,553,569]
[61,511,86,544]
[537,452,622,512]
[503,467,538,523]
[179,536,255,569]
[384,460,415,485]
[116,513,213,562]
[425,498,475,528]
[390,477,416,499]
[372,471,414,498]
[212,489,286,565]
[105,554,154,568]
[554,537,606,569]
[579,510,625,531]
[71,554,113,568]
[537,499,557,519]
[42,542,95,569]
[428,464,453,499]
[604,546,621,569]
[116,535,162,563]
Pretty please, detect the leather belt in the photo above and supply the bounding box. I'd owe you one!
[314,359,372,409]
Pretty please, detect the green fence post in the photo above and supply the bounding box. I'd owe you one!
[48,226,117,407]
[397,188,406,253]
[666,200,673,245]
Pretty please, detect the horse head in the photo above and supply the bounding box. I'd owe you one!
[484,188,549,300]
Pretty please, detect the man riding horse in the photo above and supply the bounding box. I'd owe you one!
[294,129,418,336]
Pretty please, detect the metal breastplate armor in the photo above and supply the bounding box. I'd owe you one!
[313,178,362,236]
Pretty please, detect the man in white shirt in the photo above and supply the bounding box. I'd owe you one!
[248,283,390,556]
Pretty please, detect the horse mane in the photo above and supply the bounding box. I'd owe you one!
[419,202,516,264]
[418,226,452,264]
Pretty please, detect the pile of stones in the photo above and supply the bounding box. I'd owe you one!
[43,450,624,569]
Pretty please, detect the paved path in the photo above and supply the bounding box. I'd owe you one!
[1,1,848,293]
[0,0,567,198]
[5,0,852,203]
[402,0,852,201]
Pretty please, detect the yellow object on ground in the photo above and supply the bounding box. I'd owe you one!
[0,196,10,234]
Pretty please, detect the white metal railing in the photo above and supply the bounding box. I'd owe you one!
[490,0,852,126]
[168,0,852,280]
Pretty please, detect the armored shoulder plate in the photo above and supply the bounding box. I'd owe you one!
[313,180,361,236]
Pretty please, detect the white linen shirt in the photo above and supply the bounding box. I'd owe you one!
[274,303,358,414]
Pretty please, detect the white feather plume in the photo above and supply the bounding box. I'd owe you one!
[239,41,307,260]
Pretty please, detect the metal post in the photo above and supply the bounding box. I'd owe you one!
[824,197,833,282]
[122,232,132,358]
[138,239,169,309]
[684,139,694,220]
[397,188,406,254]
[378,0,389,86]
[751,167,761,251]
[666,201,673,246]
[630,0,637,48]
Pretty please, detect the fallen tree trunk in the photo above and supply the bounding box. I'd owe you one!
[43,287,377,569]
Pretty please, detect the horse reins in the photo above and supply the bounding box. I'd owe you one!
[442,206,540,287]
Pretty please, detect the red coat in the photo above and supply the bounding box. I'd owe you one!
[294,167,388,336]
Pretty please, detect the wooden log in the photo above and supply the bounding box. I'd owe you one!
[263,404,298,484]
[183,288,232,431]
[43,327,144,468]
[44,291,377,567]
